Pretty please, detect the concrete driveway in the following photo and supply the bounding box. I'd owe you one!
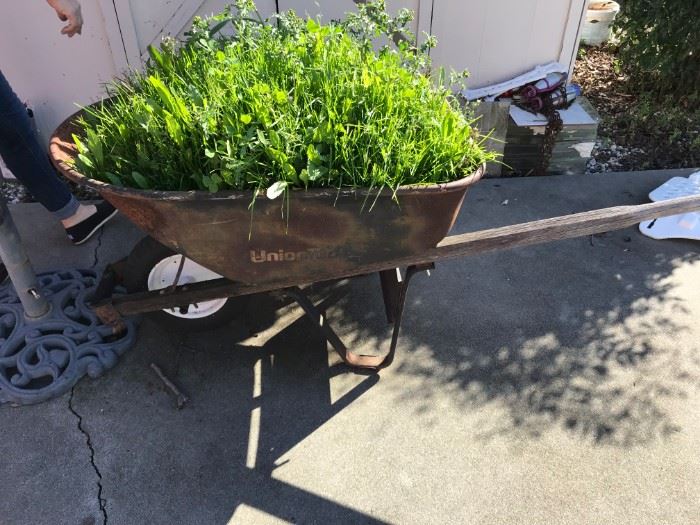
[1,169,699,524]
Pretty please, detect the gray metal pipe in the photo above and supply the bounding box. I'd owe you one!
[0,194,50,319]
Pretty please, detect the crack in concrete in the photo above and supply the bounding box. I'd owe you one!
[91,229,104,269]
[68,387,108,525]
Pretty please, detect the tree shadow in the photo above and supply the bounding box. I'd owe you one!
[37,230,700,523]
[323,227,700,447]
[62,173,700,523]
[71,290,389,524]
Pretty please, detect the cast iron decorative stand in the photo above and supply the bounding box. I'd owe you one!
[0,194,137,405]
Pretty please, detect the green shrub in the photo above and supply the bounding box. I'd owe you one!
[609,92,700,169]
[614,0,699,97]
[73,0,493,197]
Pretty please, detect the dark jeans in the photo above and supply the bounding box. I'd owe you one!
[0,69,78,219]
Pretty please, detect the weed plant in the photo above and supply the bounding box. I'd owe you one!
[73,0,495,199]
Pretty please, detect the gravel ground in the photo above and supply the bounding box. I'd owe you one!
[1,176,99,205]
[0,179,29,204]
[586,142,647,174]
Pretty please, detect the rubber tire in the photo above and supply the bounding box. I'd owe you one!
[123,236,248,331]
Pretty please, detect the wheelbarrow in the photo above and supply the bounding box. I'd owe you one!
[49,113,700,370]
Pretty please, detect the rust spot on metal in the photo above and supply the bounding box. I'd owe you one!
[93,303,128,335]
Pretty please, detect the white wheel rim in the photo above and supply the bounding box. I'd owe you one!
[147,255,227,319]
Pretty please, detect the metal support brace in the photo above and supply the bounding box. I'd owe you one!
[285,263,433,370]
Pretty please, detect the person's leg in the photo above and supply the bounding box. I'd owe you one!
[0,70,117,247]
[0,69,80,220]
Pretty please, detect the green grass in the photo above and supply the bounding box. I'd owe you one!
[73,0,495,198]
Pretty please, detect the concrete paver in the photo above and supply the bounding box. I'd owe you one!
[1,169,699,524]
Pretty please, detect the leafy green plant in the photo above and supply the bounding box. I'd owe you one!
[614,0,698,97]
[73,0,494,199]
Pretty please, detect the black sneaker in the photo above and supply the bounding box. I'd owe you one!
[65,201,118,245]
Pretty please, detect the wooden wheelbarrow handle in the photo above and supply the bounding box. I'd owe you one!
[434,192,700,261]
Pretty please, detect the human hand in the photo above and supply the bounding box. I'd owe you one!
[46,0,83,37]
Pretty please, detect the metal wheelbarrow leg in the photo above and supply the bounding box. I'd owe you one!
[89,259,433,370]
[285,263,434,369]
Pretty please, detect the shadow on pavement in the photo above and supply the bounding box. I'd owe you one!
[73,290,387,524]
[74,228,700,523]
[61,171,700,521]
[328,231,700,447]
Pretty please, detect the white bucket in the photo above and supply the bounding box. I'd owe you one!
[580,1,620,47]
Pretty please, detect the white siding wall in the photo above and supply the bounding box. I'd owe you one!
[0,0,585,143]
[277,0,420,35]
[126,0,277,59]
[427,0,586,87]
[0,1,121,143]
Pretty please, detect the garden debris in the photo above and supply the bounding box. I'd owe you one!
[573,46,699,171]
[470,65,594,177]
[463,62,567,102]
[150,363,189,409]
[501,98,599,177]
[470,64,594,177]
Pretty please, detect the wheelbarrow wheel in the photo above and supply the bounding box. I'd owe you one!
[123,236,248,331]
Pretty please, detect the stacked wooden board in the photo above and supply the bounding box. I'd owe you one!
[501,97,599,176]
